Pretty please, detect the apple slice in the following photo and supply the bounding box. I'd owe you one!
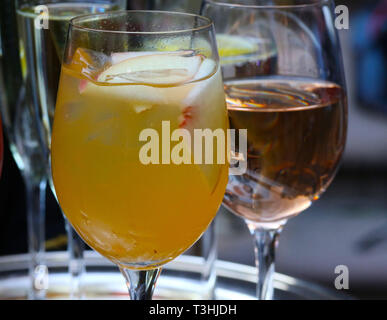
[79,51,204,106]
[111,50,194,65]
[111,51,155,65]
[77,50,198,93]
[98,52,203,86]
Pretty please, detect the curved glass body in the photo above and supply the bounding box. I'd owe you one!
[51,11,228,273]
[201,0,348,300]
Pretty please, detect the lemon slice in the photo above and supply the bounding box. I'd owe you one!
[217,34,259,57]
[19,40,27,79]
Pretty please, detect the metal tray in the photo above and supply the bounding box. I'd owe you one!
[0,251,350,300]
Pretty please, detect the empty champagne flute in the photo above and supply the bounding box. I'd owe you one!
[0,1,47,299]
[51,10,228,300]
[202,0,348,299]
[15,0,126,299]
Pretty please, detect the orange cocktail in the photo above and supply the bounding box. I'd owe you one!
[52,48,228,269]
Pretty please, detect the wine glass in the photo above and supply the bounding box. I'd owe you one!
[201,0,348,299]
[15,0,126,299]
[51,10,228,300]
[0,1,48,299]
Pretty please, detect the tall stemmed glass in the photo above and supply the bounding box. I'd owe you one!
[15,0,126,299]
[0,1,47,299]
[202,0,348,299]
[51,11,228,300]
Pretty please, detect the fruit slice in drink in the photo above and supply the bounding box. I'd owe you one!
[217,34,260,63]
[216,34,278,78]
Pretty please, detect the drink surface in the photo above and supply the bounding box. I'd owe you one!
[51,50,229,269]
[224,78,347,223]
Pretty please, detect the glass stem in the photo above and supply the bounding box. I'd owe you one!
[25,177,47,300]
[247,222,283,300]
[200,219,217,299]
[120,267,161,300]
[48,169,86,299]
[65,221,85,299]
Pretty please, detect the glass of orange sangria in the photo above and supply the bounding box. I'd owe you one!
[51,11,229,300]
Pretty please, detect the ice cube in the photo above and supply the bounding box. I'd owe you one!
[84,48,111,71]
[70,48,110,78]
[134,105,152,114]
[63,102,83,122]
[86,114,117,144]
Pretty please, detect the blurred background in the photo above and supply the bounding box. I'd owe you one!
[0,0,386,300]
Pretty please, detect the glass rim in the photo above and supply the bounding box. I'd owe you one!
[203,0,331,9]
[69,10,214,35]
